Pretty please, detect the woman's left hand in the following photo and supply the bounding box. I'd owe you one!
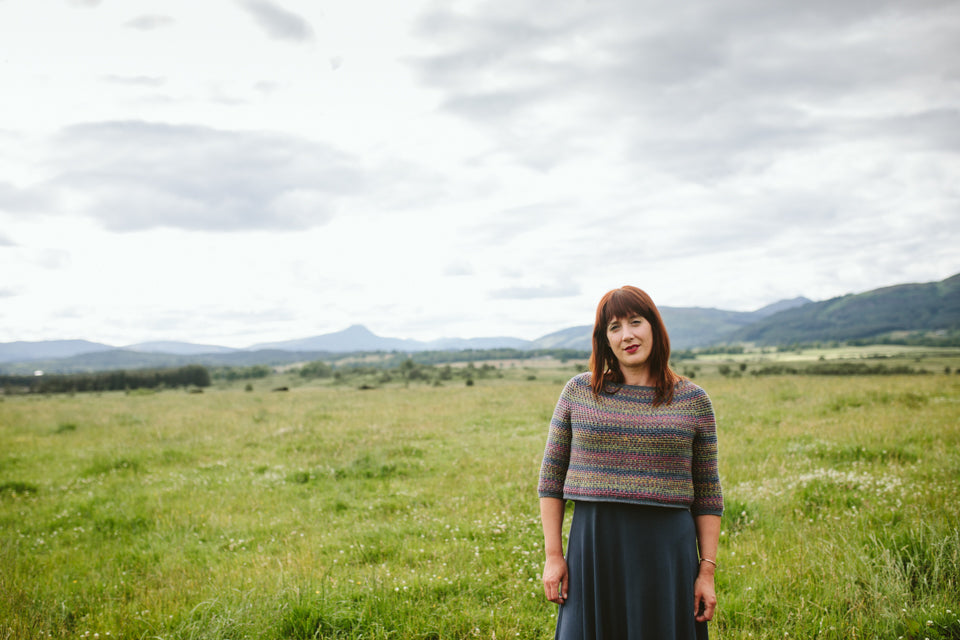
[694,571,717,622]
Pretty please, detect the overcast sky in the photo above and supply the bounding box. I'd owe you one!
[1,0,958,347]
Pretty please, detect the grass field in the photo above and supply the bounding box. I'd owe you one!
[2,360,959,639]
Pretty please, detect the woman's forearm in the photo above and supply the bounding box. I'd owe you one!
[540,497,569,604]
[694,514,721,570]
[540,497,566,557]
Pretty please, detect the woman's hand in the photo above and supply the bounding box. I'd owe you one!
[694,514,720,622]
[542,555,568,604]
[540,498,569,604]
[694,568,717,622]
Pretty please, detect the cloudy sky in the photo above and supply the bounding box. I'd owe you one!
[1,0,958,347]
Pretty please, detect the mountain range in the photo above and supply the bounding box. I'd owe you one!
[1,273,957,374]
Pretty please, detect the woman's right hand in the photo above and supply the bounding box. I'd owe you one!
[542,555,568,604]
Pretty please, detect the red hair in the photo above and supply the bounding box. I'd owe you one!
[588,285,680,405]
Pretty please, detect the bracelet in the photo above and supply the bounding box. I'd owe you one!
[699,558,717,568]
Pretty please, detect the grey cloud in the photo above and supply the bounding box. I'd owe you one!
[238,0,315,42]
[207,308,297,323]
[67,0,101,7]
[49,121,368,232]
[0,181,53,212]
[441,86,551,122]
[0,234,14,247]
[490,284,580,300]
[102,75,166,87]
[52,306,83,319]
[444,261,474,276]
[862,109,960,152]
[254,81,280,94]
[464,200,577,244]
[37,250,71,270]
[0,289,16,297]
[129,308,298,338]
[408,0,960,178]
[125,15,175,30]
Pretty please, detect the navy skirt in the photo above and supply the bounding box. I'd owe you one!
[555,502,708,640]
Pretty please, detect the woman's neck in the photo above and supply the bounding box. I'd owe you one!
[619,365,654,387]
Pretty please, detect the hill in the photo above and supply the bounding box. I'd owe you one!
[125,341,239,355]
[0,339,115,364]
[1,274,956,373]
[0,349,341,375]
[249,324,529,352]
[730,273,960,345]
[527,298,813,351]
[249,325,418,352]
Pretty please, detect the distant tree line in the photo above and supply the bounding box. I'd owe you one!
[300,360,334,379]
[749,362,927,376]
[298,358,505,387]
[294,348,590,382]
[847,331,960,348]
[673,345,745,360]
[210,364,272,380]
[1,365,211,394]
[320,348,590,368]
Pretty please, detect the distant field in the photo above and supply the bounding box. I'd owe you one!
[687,344,960,363]
[1,361,959,639]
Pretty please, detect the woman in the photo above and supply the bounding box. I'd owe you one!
[538,286,723,639]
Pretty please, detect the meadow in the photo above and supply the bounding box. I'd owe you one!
[1,357,959,639]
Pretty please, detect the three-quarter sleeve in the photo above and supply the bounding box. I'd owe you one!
[537,378,575,498]
[690,390,724,516]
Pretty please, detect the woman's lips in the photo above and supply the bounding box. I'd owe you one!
[625,345,639,354]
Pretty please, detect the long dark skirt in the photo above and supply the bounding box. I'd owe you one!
[555,501,708,640]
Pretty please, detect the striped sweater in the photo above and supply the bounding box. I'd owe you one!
[538,373,723,516]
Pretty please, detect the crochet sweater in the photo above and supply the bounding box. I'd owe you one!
[538,373,724,516]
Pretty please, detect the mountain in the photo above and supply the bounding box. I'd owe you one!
[0,348,340,375]
[526,307,760,352]
[250,324,429,352]
[124,341,239,355]
[753,297,813,317]
[528,325,592,351]
[729,274,960,345]
[660,307,759,349]
[251,324,382,351]
[0,339,114,364]
[526,297,814,351]
[423,336,531,350]
[249,324,530,353]
[2,275,956,373]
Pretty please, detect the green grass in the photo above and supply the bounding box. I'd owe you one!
[1,364,959,639]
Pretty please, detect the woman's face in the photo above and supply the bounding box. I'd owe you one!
[605,314,654,374]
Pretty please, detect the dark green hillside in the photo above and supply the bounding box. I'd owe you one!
[659,307,756,348]
[731,273,960,345]
[527,301,812,351]
[525,298,814,351]
[524,308,755,351]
